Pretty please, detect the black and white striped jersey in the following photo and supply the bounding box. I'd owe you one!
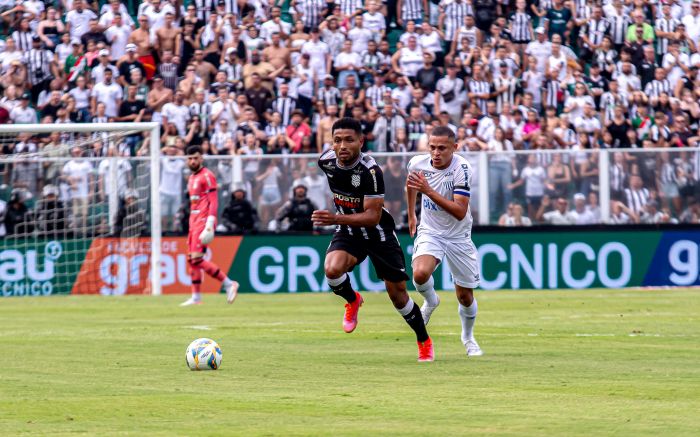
[442,1,473,41]
[271,95,297,127]
[193,0,214,22]
[625,187,649,215]
[644,79,672,100]
[317,86,341,108]
[582,18,609,48]
[606,14,632,45]
[468,79,490,113]
[655,16,679,55]
[509,11,532,41]
[401,0,424,21]
[318,149,396,241]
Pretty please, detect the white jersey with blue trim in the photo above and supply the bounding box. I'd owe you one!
[408,153,473,239]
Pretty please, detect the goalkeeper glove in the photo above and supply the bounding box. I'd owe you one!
[199,216,216,245]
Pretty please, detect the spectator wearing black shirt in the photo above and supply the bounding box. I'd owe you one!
[40,91,63,119]
[220,189,259,233]
[274,184,316,231]
[414,53,440,94]
[639,45,657,89]
[118,45,147,87]
[4,189,31,236]
[36,185,68,238]
[244,73,273,122]
[80,18,108,48]
[113,189,147,238]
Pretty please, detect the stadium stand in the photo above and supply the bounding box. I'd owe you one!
[0,0,699,237]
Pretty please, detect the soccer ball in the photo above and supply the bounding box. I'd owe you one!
[185,338,222,371]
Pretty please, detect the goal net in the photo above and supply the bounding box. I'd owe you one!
[0,123,162,297]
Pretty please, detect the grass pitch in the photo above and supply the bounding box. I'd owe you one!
[1,289,699,436]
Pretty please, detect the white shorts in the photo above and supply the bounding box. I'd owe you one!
[412,233,480,289]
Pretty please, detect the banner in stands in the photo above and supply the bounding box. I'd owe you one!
[1,231,699,296]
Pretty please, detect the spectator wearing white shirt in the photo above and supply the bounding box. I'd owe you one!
[10,92,37,124]
[91,49,119,85]
[510,154,548,220]
[260,6,292,42]
[682,1,700,45]
[105,13,132,60]
[91,69,123,118]
[362,1,386,39]
[434,63,464,125]
[567,193,598,224]
[161,90,191,137]
[564,82,595,121]
[662,40,691,86]
[334,40,362,89]
[300,28,331,78]
[608,200,638,224]
[159,144,186,232]
[525,27,552,73]
[65,0,97,40]
[99,0,134,30]
[348,15,374,54]
[62,146,94,231]
[537,196,575,225]
[573,103,602,143]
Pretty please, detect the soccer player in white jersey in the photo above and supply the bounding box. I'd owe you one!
[406,126,483,356]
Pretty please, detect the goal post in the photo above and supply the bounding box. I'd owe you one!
[0,122,163,297]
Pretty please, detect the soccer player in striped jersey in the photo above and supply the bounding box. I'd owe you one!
[406,126,483,357]
[313,117,434,362]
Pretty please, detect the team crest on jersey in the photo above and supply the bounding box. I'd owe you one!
[351,174,361,187]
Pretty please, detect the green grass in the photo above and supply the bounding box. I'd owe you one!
[1,289,699,436]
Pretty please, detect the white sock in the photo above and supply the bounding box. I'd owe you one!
[397,298,415,316]
[192,292,201,302]
[326,273,347,287]
[413,276,439,307]
[459,299,478,344]
[222,277,233,288]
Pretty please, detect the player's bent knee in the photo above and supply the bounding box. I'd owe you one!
[412,269,433,286]
[324,263,346,280]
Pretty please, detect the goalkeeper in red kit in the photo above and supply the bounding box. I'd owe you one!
[180,145,239,306]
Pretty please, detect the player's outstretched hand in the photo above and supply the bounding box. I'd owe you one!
[407,171,432,194]
[312,210,337,226]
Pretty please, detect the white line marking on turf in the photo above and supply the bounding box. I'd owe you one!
[187,325,212,331]
[575,333,615,337]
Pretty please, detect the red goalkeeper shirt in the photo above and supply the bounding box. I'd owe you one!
[187,167,218,227]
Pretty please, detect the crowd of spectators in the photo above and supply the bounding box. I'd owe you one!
[1,0,700,236]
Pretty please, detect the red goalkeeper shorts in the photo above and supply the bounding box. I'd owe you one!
[188,223,207,254]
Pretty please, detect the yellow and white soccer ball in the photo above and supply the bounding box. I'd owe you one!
[186,338,222,371]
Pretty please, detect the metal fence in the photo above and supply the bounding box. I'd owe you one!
[2,148,699,236]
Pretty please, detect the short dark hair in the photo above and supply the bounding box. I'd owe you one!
[185,145,203,155]
[430,126,455,142]
[332,117,362,135]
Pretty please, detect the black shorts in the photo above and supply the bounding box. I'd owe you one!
[327,233,409,283]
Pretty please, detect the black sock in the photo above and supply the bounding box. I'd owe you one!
[329,275,356,303]
[403,303,429,343]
